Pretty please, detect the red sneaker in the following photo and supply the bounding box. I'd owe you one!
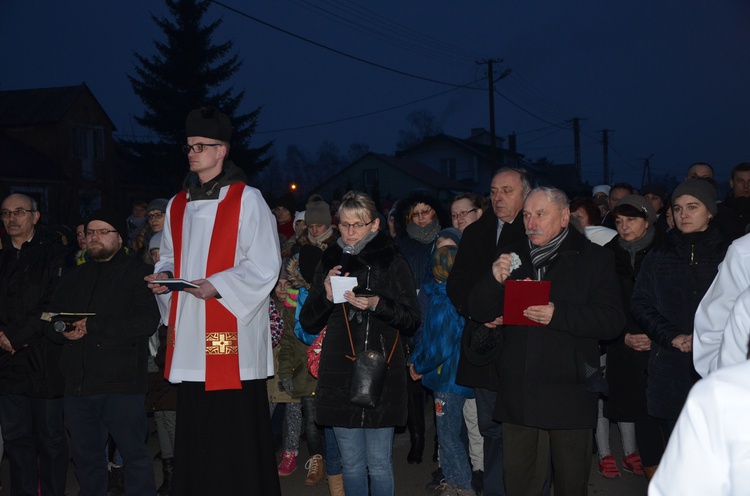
[598,455,621,478]
[277,450,297,477]
[622,452,645,475]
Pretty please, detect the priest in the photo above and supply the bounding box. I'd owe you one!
[146,107,281,496]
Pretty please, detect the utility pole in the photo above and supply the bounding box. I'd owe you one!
[600,129,610,185]
[641,154,654,187]
[476,58,510,165]
[571,117,582,184]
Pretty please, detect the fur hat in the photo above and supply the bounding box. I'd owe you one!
[146,198,169,214]
[672,179,718,215]
[305,200,332,227]
[86,209,127,240]
[615,195,657,225]
[185,107,232,141]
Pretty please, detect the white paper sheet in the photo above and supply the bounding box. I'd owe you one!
[330,276,359,303]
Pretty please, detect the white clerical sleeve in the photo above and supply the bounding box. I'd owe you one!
[718,287,750,370]
[649,376,730,496]
[207,187,281,325]
[154,197,178,324]
[693,234,750,376]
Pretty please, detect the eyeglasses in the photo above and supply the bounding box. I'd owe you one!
[451,208,477,220]
[0,208,36,219]
[339,220,374,231]
[411,207,434,220]
[85,229,118,237]
[182,143,222,154]
[147,212,164,220]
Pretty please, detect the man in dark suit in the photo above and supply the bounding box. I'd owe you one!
[447,167,531,496]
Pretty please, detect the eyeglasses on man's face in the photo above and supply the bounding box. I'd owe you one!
[451,208,477,220]
[0,209,36,220]
[182,143,222,154]
[85,229,118,238]
[339,220,374,231]
[148,212,165,221]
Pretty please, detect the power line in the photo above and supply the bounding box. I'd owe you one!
[209,0,477,88]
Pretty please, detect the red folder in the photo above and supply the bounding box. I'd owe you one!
[503,279,551,326]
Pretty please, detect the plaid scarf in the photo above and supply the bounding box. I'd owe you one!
[529,226,569,279]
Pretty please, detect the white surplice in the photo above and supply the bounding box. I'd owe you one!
[154,184,281,383]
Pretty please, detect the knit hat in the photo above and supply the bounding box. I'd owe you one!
[149,231,163,252]
[672,179,718,215]
[436,227,462,247]
[592,185,611,197]
[146,198,169,214]
[294,211,306,224]
[432,245,458,283]
[185,107,232,141]
[274,192,296,215]
[298,244,324,285]
[86,209,127,240]
[641,184,667,203]
[615,195,657,224]
[305,200,332,227]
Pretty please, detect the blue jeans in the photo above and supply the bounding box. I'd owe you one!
[324,427,342,475]
[435,392,473,490]
[64,394,155,496]
[333,426,394,496]
[0,395,68,496]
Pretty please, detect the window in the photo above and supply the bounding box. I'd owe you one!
[440,158,456,179]
[363,169,379,188]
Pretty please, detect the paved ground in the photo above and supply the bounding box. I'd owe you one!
[0,416,648,495]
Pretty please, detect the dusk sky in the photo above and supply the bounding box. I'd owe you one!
[2,1,748,188]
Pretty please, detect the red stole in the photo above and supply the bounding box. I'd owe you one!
[165,182,245,390]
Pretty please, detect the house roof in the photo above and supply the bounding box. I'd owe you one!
[370,153,468,191]
[0,132,64,181]
[399,132,524,162]
[0,83,115,129]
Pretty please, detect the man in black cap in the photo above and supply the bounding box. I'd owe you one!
[49,209,160,495]
[0,193,68,495]
[146,107,282,496]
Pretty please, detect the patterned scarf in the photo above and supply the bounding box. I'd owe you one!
[529,226,569,279]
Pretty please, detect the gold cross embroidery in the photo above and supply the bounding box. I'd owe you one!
[205,332,239,355]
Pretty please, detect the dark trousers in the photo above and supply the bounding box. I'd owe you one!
[475,387,506,496]
[0,395,67,496]
[504,423,592,496]
[64,393,155,496]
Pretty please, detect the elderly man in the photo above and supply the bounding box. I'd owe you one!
[146,107,281,496]
[49,209,159,495]
[0,193,68,495]
[466,187,624,496]
[447,167,531,496]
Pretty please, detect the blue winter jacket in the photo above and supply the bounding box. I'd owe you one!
[410,279,474,398]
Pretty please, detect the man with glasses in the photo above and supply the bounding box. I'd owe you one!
[0,193,68,495]
[49,209,159,495]
[146,107,282,496]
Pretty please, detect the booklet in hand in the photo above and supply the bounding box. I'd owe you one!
[157,278,200,291]
[40,312,96,323]
[503,279,551,327]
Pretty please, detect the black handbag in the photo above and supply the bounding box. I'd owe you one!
[343,304,399,408]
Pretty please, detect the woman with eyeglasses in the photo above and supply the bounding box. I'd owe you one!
[392,192,449,466]
[300,191,420,496]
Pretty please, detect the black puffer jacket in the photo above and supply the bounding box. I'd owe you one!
[631,224,727,419]
[0,228,67,397]
[49,249,160,396]
[299,232,420,428]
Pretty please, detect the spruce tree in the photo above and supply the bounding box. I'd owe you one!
[123,0,271,187]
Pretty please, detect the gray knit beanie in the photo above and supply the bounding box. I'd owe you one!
[305,200,332,227]
[615,195,657,225]
[672,179,718,215]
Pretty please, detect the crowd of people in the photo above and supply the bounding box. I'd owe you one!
[1,104,749,496]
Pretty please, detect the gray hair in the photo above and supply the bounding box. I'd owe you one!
[494,167,532,197]
[528,186,569,210]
